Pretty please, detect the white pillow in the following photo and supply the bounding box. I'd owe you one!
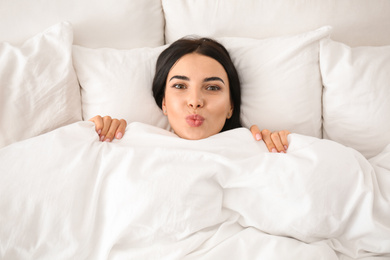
[221,26,331,137]
[73,27,330,138]
[162,0,390,47]
[0,0,164,49]
[321,39,390,158]
[72,45,170,129]
[0,22,82,149]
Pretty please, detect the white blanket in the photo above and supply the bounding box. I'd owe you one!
[1,122,389,259]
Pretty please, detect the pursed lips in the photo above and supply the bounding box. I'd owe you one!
[186,114,204,127]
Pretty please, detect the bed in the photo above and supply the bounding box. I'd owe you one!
[1,0,390,259]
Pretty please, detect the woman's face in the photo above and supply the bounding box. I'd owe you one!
[162,53,233,140]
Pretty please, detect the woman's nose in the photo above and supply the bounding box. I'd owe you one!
[187,89,204,109]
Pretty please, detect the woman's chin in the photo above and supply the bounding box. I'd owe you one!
[174,129,215,141]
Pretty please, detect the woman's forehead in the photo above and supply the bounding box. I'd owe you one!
[167,53,228,80]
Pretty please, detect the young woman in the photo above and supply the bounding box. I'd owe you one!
[89,37,290,153]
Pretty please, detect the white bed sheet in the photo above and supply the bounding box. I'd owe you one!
[0,122,389,259]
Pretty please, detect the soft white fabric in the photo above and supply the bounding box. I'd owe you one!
[74,27,329,137]
[320,39,390,159]
[0,0,164,49]
[162,0,390,47]
[0,22,81,149]
[220,26,331,137]
[72,45,170,129]
[1,121,389,259]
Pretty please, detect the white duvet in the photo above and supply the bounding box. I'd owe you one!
[1,122,389,260]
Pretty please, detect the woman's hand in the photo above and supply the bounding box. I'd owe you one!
[89,115,127,142]
[250,125,290,153]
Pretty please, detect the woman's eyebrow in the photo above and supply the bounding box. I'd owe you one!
[169,75,225,85]
[204,77,225,85]
[169,75,189,82]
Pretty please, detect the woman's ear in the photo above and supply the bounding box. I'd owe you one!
[162,98,167,115]
[227,106,233,119]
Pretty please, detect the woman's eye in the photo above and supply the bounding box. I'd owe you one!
[173,84,186,89]
[206,85,221,91]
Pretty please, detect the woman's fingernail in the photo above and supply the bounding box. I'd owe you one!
[116,132,123,139]
[104,139,110,142]
[100,135,105,141]
[272,148,277,153]
[284,145,288,150]
[256,133,261,141]
[98,129,102,135]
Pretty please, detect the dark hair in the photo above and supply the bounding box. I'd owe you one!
[152,37,242,132]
